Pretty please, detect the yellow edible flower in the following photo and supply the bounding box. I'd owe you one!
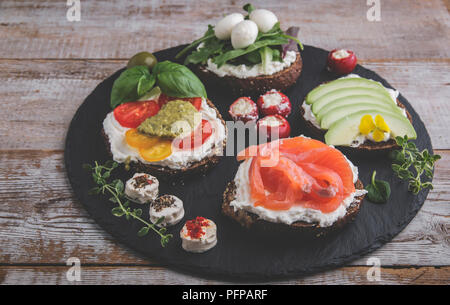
[359,114,390,142]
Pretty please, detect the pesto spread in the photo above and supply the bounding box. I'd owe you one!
[138,100,200,138]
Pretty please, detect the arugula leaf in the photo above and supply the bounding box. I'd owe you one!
[154,61,207,99]
[259,46,273,74]
[366,171,391,203]
[110,66,153,109]
[184,38,224,65]
[243,3,255,15]
[175,25,215,60]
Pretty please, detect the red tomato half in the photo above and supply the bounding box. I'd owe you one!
[113,100,160,128]
[177,120,213,150]
[158,93,202,111]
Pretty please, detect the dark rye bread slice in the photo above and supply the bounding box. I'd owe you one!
[192,51,302,98]
[222,179,366,237]
[299,99,413,152]
[101,99,227,178]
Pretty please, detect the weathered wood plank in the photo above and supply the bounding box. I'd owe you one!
[0,59,448,150]
[0,0,448,60]
[0,150,448,266]
[0,265,448,285]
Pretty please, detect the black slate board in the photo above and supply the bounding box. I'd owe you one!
[65,45,433,281]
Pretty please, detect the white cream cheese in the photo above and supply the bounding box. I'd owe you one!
[301,74,407,147]
[229,141,367,227]
[124,173,159,204]
[180,218,217,253]
[206,50,297,79]
[103,98,226,170]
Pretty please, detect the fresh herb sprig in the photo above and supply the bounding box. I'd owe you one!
[83,160,173,247]
[365,171,391,203]
[390,136,441,194]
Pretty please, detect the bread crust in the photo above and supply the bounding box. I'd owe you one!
[299,99,413,152]
[222,179,366,236]
[102,99,227,178]
[192,52,302,98]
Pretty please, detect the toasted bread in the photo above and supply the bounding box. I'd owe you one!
[222,179,366,236]
[299,99,413,152]
[192,52,302,98]
[102,99,227,178]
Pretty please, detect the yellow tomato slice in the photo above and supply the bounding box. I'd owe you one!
[139,140,172,162]
[125,129,159,149]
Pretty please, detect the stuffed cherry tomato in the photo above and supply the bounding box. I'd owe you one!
[229,97,259,123]
[327,49,357,75]
[113,100,160,128]
[257,114,291,140]
[257,90,291,117]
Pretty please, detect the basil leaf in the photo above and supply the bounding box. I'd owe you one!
[137,73,156,97]
[365,171,391,203]
[110,66,153,109]
[154,61,207,99]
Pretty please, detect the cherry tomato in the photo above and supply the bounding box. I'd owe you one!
[327,49,357,75]
[257,90,291,117]
[257,114,291,140]
[139,140,172,162]
[125,129,159,149]
[158,93,202,111]
[177,120,213,149]
[113,100,160,128]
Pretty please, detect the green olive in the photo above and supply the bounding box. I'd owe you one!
[127,52,157,70]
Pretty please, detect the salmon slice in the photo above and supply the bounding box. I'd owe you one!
[241,136,355,213]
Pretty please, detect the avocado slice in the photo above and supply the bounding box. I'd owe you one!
[319,104,406,129]
[324,110,416,146]
[306,77,387,104]
[312,94,401,116]
[310,87,393,110]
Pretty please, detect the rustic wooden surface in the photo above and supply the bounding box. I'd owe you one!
[0,0,449,285]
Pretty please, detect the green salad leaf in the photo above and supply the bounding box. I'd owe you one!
[365,171,391,203]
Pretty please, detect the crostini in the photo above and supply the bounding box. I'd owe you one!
[102,55,227,177]
[175,4,303,97]
[222,136,367,235]
[300,74,416,151]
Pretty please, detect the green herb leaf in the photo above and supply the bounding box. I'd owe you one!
[137,72,156,97]
[111,206,125,217]
[366,171,391,203]
[175,26,215,60]
[137,226,149,237]
[110,66,153,109]
[259,46,273,74]
[154,61,207,99]
[243,3,255,14]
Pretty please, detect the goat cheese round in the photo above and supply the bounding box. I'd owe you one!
[249,9,278,33]
[150,195,184,227]
[180,217,217,253]
[231,20,258,49]
[214,13,244,40]
[124,173,159,204]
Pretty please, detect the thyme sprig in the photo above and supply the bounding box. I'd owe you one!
[390,136,441,194]
[83,160,173,247]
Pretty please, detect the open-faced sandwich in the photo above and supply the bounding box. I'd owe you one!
[222,136,368,235]
[300,74,417,151]
[102,53,227,177]
[175,3,303,97]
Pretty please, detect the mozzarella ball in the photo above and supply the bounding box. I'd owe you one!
[231,20,258,49]
[249,9,278,33]
[214,13,244,40]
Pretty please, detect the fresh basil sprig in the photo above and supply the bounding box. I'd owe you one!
[83,160,173,247]
[110,61,206,109]
[390,136,441,194]
[365,171,391,203]
[110,66,155,109]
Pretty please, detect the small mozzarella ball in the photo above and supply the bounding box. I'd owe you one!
[214,13,244,40]
[249,9,278,33]
[231,20,258,49]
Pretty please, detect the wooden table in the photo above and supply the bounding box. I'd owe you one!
[0,0,449,285]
